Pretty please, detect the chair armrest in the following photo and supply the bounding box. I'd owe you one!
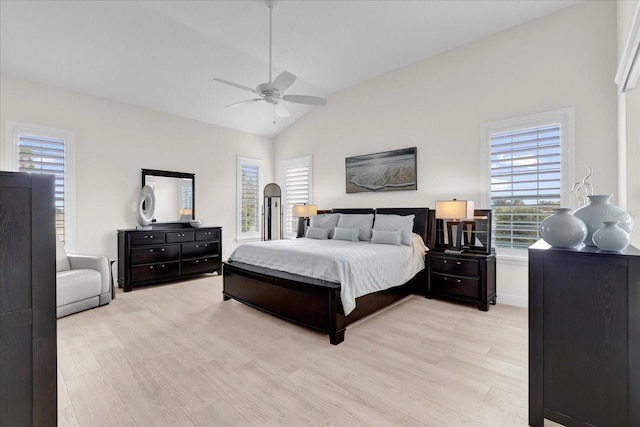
[67,254,111,295]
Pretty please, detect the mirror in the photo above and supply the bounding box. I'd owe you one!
[262,183,282,240]
[142,169,195,224]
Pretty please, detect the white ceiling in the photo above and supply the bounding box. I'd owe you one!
[1,0,581,138]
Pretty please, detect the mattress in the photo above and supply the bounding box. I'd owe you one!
[228,234,428,315]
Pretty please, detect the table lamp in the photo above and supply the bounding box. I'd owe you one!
[293,204,317,237]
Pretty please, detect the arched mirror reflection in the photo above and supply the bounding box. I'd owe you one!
[263,183,282,240]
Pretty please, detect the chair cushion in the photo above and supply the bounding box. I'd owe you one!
[56,236,71,272]
[56,269,101,307]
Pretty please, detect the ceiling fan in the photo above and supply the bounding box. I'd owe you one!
[213,0,327,120]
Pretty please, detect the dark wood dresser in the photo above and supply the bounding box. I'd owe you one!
[426,251,496,311]
[117,226,222,291]
[0,172,57,426]
[528,240,640,427]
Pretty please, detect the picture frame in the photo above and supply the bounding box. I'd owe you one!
[345,147,417,193]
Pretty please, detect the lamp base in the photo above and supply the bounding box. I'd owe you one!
[296,217,308,238]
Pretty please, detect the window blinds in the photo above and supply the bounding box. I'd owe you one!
[490,124,561,249]
[241,163,260,233]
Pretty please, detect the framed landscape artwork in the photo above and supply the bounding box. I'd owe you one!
[345,147,417,193]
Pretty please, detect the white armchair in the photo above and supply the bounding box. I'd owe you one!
[55,236,111,318]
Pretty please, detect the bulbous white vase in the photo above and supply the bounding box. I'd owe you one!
[572,195,634,246]
[592,221,630,252]
[539,208,587,248]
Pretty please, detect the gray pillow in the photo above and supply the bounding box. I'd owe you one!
[371,229,403,246]
[309,214,340,238]
[305,227,330,240]
[373,214,415,246]
[337,213,374,241]
[332,227,360,242]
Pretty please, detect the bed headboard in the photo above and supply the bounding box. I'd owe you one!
[329,207,433,246]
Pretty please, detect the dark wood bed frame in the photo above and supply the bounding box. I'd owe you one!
[222,207,434,345]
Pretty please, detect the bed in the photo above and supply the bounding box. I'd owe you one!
[222,207,433,344]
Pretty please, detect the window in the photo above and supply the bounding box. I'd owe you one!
[283,155,312,238]
[236,156,262,241]
[481,109,574,251]
[4,121,76,249]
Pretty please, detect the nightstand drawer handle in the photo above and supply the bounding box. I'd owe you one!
[444,277,462,283]
[456,261,461,265]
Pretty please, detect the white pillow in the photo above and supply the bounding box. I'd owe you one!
[371,229,403,246]
[336,213,374,241]
[305,227,330,240]
[373,214,415,246]
[309,214,340,238]
[332,227,360,242]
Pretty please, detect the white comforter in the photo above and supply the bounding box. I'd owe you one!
[228,234,428,315]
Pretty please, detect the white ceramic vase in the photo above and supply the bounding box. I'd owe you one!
[592,221,630,252]
[539,208,587,248]
[572,195,634,246]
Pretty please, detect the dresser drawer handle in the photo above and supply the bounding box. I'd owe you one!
[145,235,154,239]
[443,260,447,263]
[456,261,461,265]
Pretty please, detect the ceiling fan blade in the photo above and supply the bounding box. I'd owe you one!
[226,98,262,108]
[274,102,290,118]
[213,78,258,94]
[282,94,327,106]
[272,71,296,91]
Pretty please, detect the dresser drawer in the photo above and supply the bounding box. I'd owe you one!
[431,256,479,276]
[182,241,218,259]
[166,231,193,243]
[431,273,479,299]
[196,229,220,241]
[131,261,179,283]
[182,257,219,275]
[130,245,179,265]
[130,232,165,246]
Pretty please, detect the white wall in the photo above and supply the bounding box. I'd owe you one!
[274,1,619,306]
[0,74,274,260]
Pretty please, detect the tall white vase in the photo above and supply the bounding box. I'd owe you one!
[572,195,634,246]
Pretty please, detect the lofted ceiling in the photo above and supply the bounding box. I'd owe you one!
[0,0,581,138]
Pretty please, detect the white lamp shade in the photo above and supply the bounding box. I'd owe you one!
[435,200,475,220]
[293,204,317,217]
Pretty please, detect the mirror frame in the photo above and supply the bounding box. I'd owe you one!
[142,169,195,226]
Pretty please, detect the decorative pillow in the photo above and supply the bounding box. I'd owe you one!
[305,227,330,240]
[336,213,374,241]
[373,214,415,246]
[332,227,360,242]
[371,229,403,246]
[309,214,340,238]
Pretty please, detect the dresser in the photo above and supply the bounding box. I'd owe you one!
[426,251,496,311]
[0,172,57,426]
[528,240,640,427]
[117,226,222,291]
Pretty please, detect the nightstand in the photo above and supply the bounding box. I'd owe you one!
[426,251,496,311]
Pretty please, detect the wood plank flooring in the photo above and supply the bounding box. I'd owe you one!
[56,275,557,426]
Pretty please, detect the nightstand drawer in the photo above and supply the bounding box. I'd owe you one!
[431,256,479,276]
[431,273,479,299]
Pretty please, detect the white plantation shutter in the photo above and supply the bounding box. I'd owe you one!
[283,156,312,237]
[4,121,76,248]
[482,109,574,251]
[237,156,262,240]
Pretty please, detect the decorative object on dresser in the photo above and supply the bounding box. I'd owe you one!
[293,203,317,238]
[434,199,475,251]
[428,208,496,310]
[0,172,57,425]
[538,208,587,248]
[118,226,222,291]
[263,183,283,240]
[572,194,634,246]
[136,184,155,228]
[528,240,640,427]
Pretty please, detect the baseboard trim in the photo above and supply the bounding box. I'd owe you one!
[497,293,528,308]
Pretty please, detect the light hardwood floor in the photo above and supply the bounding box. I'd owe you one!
[57,274,555,426]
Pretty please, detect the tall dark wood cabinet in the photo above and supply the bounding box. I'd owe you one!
[528,240,640,427]
[0,172,57,426]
